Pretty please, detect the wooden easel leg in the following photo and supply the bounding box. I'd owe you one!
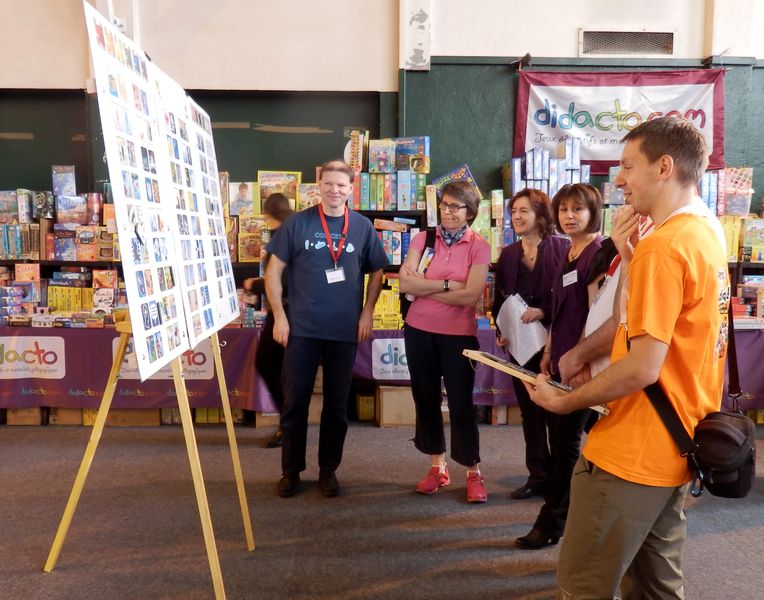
[210,332,255,551]
[171,359,226,600]
[44,331,131,572]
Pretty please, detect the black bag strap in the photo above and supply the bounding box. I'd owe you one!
[644,381,705,497]
[642,299,742,497]
[424,227,436,253]
[726,300,742,407]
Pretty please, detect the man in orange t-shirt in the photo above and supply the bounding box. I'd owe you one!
[529,116,729,599]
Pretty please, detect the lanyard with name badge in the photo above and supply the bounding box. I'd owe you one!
[317,204,349,284]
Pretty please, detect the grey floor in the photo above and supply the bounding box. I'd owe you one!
[1,422,763,599]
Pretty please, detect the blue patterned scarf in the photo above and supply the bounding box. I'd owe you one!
[440,225,468,247]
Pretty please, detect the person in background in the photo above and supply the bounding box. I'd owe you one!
[493,188,569,500]
[266,160,388,498]
[399,181,491,504]
[515,183,603,549]
[529,116,729,598]
[233,182,251,215]
[243,193,294,448]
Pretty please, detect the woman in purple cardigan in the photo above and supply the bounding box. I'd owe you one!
[493,189,569,501]
[516,183,603,550]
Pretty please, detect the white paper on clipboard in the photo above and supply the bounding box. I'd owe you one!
[495,294,547,366]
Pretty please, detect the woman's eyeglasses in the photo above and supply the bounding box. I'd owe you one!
[439,203,467,214]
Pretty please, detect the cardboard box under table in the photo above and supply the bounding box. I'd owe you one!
[375,385,416,427]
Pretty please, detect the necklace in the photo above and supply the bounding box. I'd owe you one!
[521,241,538,264]
[568,235,595,261]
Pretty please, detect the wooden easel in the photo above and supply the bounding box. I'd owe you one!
[44,319,254,600]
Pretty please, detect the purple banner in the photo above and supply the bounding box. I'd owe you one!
[3,327,762,410]
[0,326,263,410]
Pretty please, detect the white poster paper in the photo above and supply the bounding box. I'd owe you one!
[83,2,237,379]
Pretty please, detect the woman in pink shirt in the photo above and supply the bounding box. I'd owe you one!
[399,181,491,503]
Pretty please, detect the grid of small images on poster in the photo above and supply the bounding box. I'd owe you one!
[83,2,237,380]
[151,68,238,347]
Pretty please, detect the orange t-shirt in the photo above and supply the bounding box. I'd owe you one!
[583,213,729,487]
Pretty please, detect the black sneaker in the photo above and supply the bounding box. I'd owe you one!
[318,469,340,498]
[277,473,300,498]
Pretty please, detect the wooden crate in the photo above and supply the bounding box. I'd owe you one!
[105,408,161,426]
[375,385,416,427]
[308,394,323,425]
[255,411,280,428]
[356,394,376,421]
[312,366,323,394]
[49,408,83,425]
[7,407,42,426]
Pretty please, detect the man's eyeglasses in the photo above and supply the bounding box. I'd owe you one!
[439,203,467,214]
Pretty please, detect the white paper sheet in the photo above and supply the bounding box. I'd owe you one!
[495,293,547,366]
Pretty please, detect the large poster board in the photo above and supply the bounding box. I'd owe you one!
[83,2,237,380]
[151,70,239,348]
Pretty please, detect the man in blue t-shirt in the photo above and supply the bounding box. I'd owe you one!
[266,160,388,498]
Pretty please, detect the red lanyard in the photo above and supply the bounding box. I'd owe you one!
[317,205,349,268]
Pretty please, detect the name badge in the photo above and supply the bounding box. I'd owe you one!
[325,266,346,284]
[562,270,578,287]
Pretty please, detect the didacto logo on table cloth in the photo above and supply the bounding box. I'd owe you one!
[0,337,66,379]
[113,337,214,380]
[371,339,410,380]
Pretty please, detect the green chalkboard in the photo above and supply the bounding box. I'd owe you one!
[400,63,516,196]
[190,91,381,183]
[0,90,90,193]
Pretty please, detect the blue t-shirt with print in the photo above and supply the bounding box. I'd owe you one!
[267,206,388,342]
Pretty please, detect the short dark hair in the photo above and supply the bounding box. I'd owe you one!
[263,192,294,223]
[552,183,602,234]
[318,159,355,183]
[622,116,708,187]
[509,188,555,238]
[440,181,481,224]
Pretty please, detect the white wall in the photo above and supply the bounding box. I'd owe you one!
[431,0,706,58]
[0,0,399,91]
[0,0,90,88]
[1,0,763,91]
[753,0,764,58]
[137,0,399,91]
[706,0,759,58]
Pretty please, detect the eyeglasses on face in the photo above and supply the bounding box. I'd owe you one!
[438,202,467,214]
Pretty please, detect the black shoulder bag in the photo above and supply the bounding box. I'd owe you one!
[644,302,756,498]
[400,228,436,319]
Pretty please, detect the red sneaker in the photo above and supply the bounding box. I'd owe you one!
[415,466,450,495]
[466,471,488,503]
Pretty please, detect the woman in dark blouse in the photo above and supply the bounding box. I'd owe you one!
[515,183,604,550]
[243,193,294,448]
[493,188,568,501]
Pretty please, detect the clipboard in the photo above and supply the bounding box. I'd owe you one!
[463,349,610,416]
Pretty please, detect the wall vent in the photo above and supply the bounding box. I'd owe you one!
[578,28,676,58]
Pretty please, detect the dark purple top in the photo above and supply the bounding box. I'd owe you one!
[493,235,570,332]
[548,235,603,375]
